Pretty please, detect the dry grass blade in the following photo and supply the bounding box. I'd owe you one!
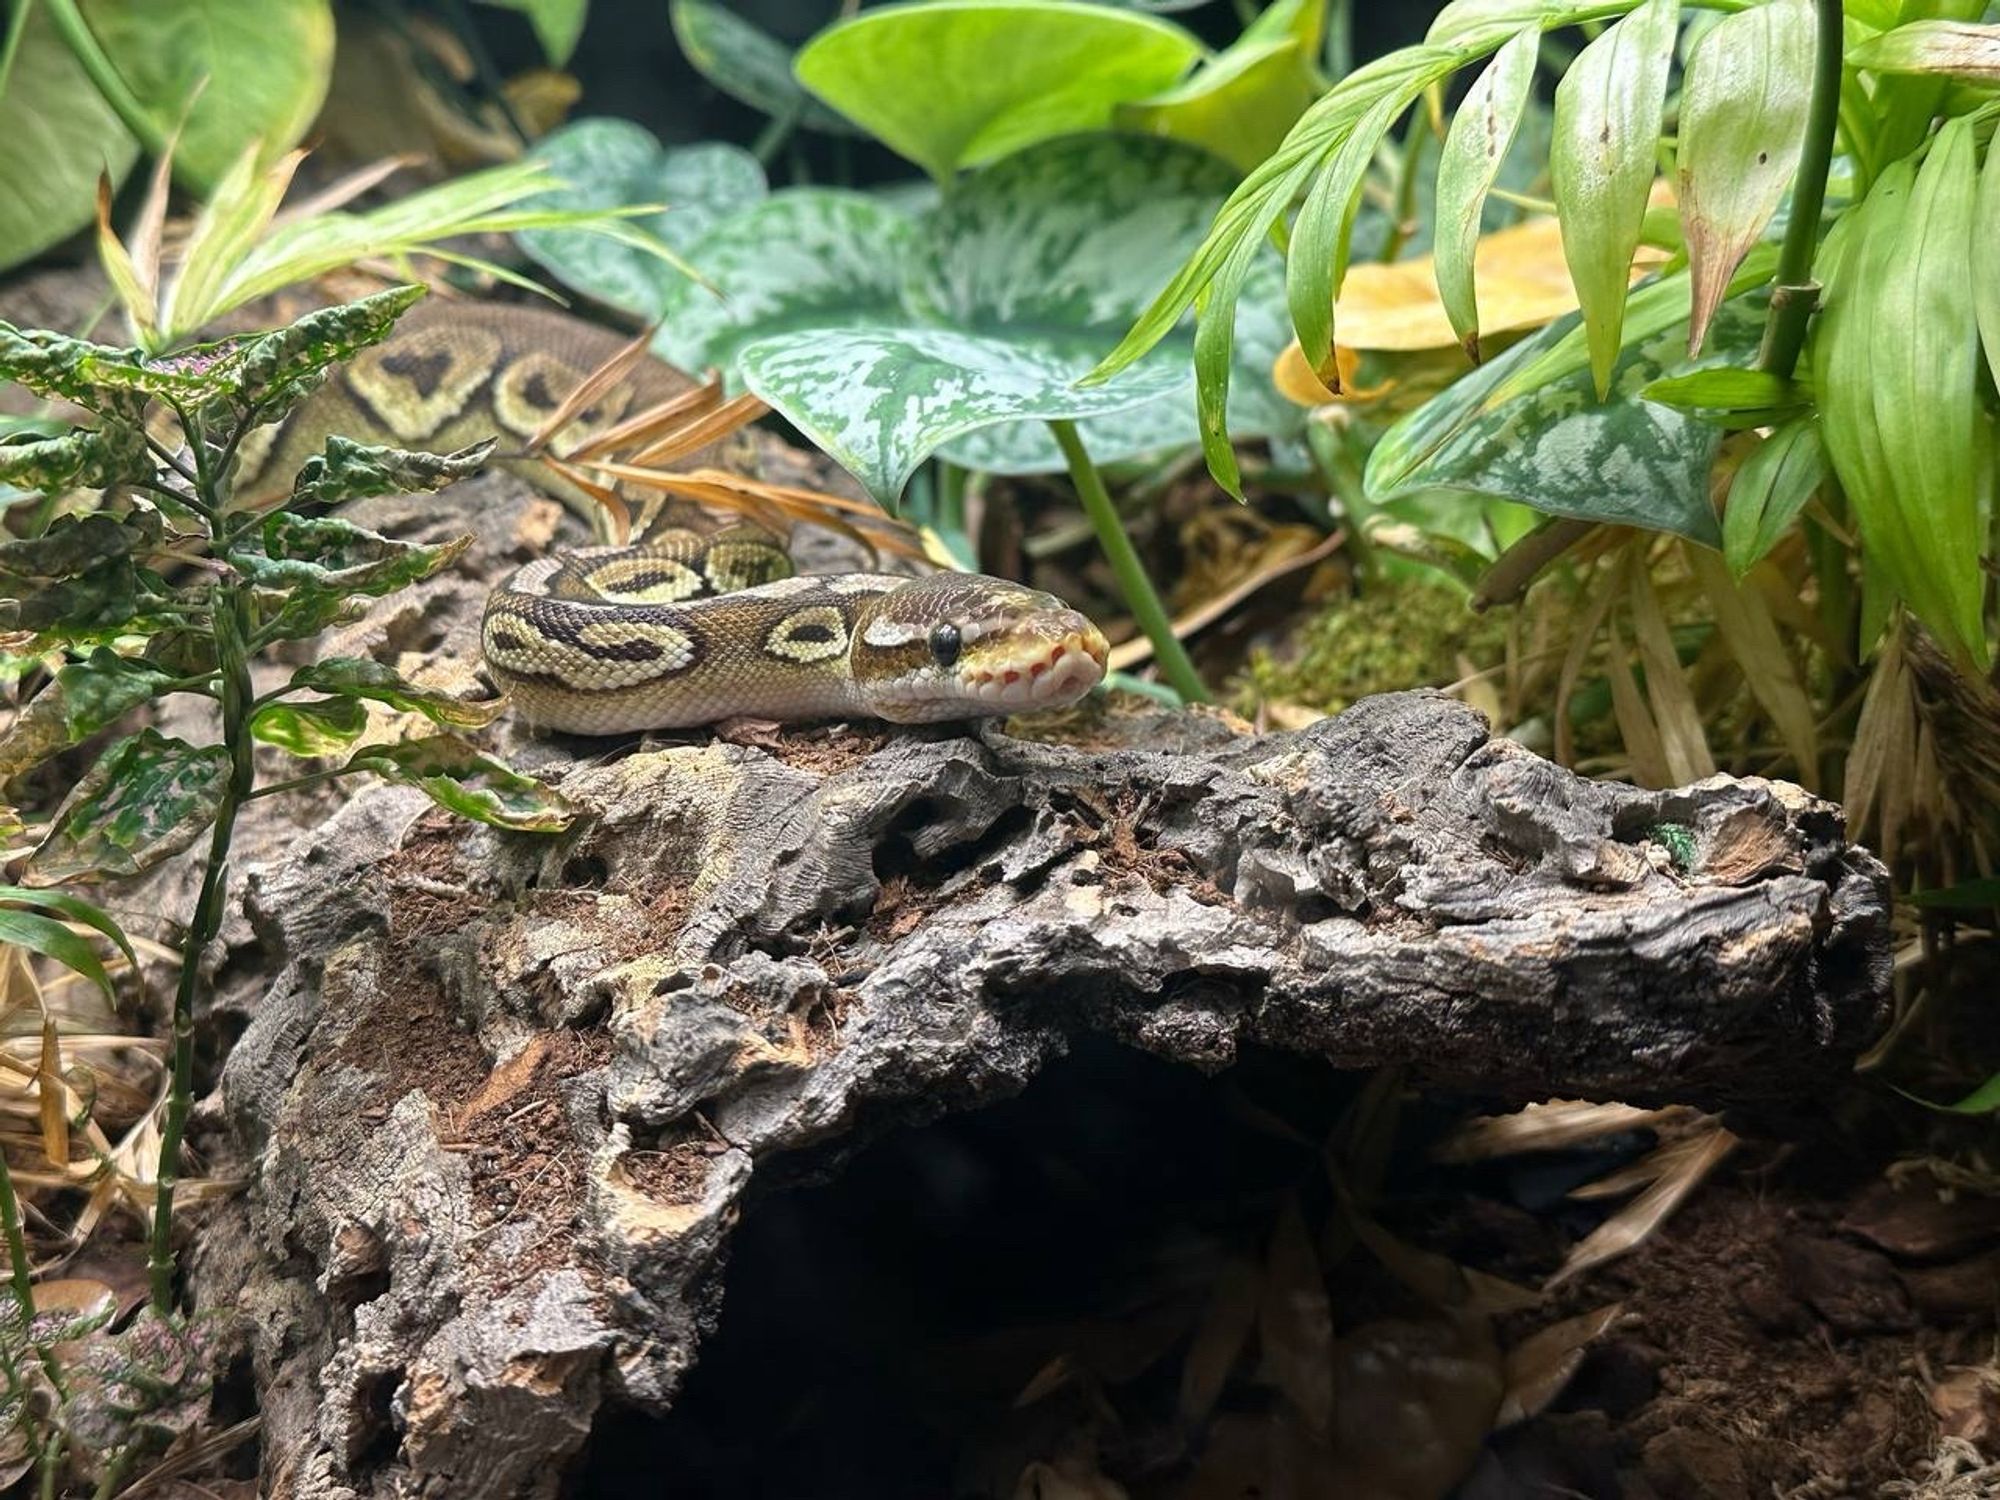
[1628,561,1716,784]
[36,1015,68,1168]
[1107,531,1344,673]
[1257,1195,1334,1435]
[1606,613,1673,786]
[1686,544,1820,791]
[627,392,772,470]
[526,322,666,457]
[117,1416,263,1500]
[1431,1100,1680,1163]
[581,465,929,562]
[1548,1123,1738,1286]
[1554,561,1623,766]
[1565,1119,1730,1201]
[541,458,634,541]
[274,155,424,228]
[1495,1302,1625,1426]
[563,372,730,464]
[1178,1255,1262,1426]
[1847,624,1917,867]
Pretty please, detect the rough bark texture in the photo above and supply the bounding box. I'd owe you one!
[165,471,1891,1499]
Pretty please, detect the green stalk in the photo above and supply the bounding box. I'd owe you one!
[1048,419,1208,703]
[0,0,35,96]
[149,586,254,1316]
[41,0,168,158]
[1757,0,1843,380]
[0,1154,66,1409]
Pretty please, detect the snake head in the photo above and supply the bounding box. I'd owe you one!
[853,572,1109,722]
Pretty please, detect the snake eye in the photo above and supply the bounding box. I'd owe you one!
[928,623,962,667]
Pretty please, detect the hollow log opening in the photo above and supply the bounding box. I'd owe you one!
[579,1038,1652,1499]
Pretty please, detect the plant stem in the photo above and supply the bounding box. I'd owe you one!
[41,0,167,158]
[1047,419,1208,704]
[0,0,35,97]
[149,585,254,1316]
[0,1156,64,1401]
[1757,0,1843,380]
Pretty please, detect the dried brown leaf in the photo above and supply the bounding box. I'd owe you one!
[1549,1124,1738,1285]
[1256,1195,1333,1435]
[1496,1302,1625,1426]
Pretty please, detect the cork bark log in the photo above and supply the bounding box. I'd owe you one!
[166,471,1890,1499]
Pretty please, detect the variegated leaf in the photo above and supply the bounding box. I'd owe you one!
[792,0,1204,180]
[668,0,860,133]
[519,118,768,319]
[652,191,916,379]
[1676,0,1812,354]
[24,730,230,886]
[1551,0,1681,397]
[669,136,1296,501]
[1366,293,1767,545]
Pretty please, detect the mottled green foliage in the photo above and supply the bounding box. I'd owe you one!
[24,730,232,886]
[345,736,575,830]
[288,437,495,509]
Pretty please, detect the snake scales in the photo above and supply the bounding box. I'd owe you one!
[245,301,1110,733]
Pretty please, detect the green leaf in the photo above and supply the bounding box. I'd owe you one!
[652,189,916,381]
[1640,367,1810,429]
[792,0,1204,180]
[0,886,136,999]
[216,285,428,429]
[1908,876,2000,910]
[517,119,767,319]
[0,2,140,273]
[0,513,159,583]
[669,0,859,133]
[287,438,496,509]
[1550,0,1680,397]
[741,330,1188,505]
[678,136,1292,503]
[1676,0,1811,354]
[1721,416,1824,578]
[1434,26,1539,361]
[344,736,574,831]
[1114,0,1327,172]
[1366,291,1769,546]
[249,697,368,757]
[0,649,178,782]
[23,728,230,886]
[287,657,507,730]
[229,515,472,598]
[1977,124,2000,397]
[1848,19,2000,85]
[1813,125,1988,669]
[481,0,588,65]
[0,425,151,492]
[86,0,335,192]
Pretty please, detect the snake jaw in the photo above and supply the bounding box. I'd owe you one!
[956,622,1109,710]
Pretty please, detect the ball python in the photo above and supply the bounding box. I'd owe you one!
[246,300,1110,733]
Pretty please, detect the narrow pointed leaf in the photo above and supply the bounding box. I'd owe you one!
[0,910,114,1000]
[1848,20,2000,85]
[1286,88,1409,379]
[1435,26,1539,360]
[1815,124,1987,669]
[1721,416,1824,577]
[1550,0,1680,396]
[1977,131,2000,395]
[1676,0,1812,353]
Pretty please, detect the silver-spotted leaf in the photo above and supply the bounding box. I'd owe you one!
[518,119,769,318]
[669,0,859,132]
[1676,0,1812,353]
[792,0,1204,180]
[24,730,230,886]
[1550,0,1681,396]
[0,650,176,782]
[229,515,472,598]
[1366,292,1767,545]
[287,438,495,509]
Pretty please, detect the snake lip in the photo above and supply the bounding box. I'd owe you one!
[961,626,1108,709]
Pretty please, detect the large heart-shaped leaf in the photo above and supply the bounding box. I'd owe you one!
[86,0,337,191]
[1366,290,1768,546]
[669,0,860,133]
[0,4,140,272]
[653,190,918,378]
[1114,0,1326,171]
[518,119,767,318]
[793,1,1204,179]
[658,134,1296,502]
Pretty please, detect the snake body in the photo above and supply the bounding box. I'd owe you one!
[253,301,1109,732]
